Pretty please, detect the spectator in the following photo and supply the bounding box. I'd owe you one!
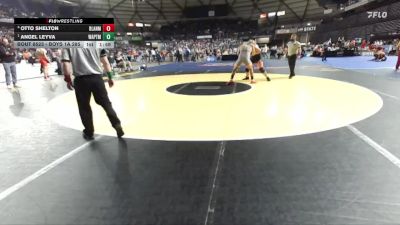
[151,48,156,62]
[261,45,269,59]
[0,37,19,89]
[322,45,328,62]
[270,45,277,58]
[277,47,284,59]
[22,49,31,62]
[156,50,161,65]
[53,49,62,75]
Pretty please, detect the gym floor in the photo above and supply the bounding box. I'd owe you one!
[1,56,400,225]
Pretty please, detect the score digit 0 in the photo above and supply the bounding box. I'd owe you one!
[102,24,114,32]
[102,32,115,41]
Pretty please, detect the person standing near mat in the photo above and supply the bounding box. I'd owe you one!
[287,34,301,79]
[242,40,271,82]
[0,37,20,89]
[321,44,328,62]
[61,48,124,140]
[227,41,255,85]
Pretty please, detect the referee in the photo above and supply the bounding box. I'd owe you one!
[287,34,301,79]
[62,48,124,140]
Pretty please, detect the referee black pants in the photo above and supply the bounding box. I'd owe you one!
[287,55,297,76]
[74,74,121,135]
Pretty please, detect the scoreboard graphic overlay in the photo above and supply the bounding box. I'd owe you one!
[14,18,115,48]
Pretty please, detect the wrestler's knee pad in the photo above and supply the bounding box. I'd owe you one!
[259,67,265,73]
[245,68,250,73]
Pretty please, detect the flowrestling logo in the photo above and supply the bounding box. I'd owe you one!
[367,11,388,19]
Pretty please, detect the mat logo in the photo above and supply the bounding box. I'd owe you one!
[367,11,387,19]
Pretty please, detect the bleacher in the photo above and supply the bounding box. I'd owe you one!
[312,1,400,43]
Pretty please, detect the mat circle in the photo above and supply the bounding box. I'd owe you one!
[166,81,251,95]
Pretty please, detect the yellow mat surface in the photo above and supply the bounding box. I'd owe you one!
[46,73,382,141]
